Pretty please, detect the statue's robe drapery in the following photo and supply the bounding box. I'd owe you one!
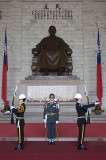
[36,36,70,70]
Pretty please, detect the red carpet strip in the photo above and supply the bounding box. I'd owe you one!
[0,123,106,138]
[0,141,106,160]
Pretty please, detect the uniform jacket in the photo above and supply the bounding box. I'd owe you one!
[43,101,59,123]
[76,102,95,125]
[12,103,26,127]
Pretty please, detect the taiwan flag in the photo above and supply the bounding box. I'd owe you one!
[1,30,8,108]
[97,29,103,106]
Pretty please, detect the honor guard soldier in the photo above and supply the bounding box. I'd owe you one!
[43,93,59,145]
[11,94,26,150]
[75,93,100,150]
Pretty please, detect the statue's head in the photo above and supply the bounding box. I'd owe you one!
[49,25,56,36]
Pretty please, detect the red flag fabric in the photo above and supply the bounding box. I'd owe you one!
[97,29,103,106]
[1,30,8,108]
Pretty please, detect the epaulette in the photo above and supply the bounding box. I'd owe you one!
[79,104,83,107]
[54,101,57,103]
[43,101,49,109]
[47,101,50,103]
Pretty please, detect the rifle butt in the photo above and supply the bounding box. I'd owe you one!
[11,112,14,124]
[11,116,14,124]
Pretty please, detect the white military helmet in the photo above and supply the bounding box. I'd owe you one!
[19,94,26,100]
[75,93,82,99]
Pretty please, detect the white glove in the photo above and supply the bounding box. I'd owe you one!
[10,106,14,110]
[95,102,100,106]
[45,115,47,120]
[44,119,46,123]
[4,111,10,114]
[87,108,91,114]
[56,121,59,124]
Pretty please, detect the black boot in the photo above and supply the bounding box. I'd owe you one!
[77,144,87,150]
[15,143,24,150]
[48,139,52,145]
[48,141,52,145]
[51,141,55,145]
[42,69,48,76]
[57,67,65,76]
[57,69,63,76]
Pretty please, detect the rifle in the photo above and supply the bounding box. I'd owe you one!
[84,84,90,124]
[11,85,17,124]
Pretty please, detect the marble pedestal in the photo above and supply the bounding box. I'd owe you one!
[19,76,85,103]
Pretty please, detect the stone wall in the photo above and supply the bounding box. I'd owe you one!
[0,0,106,109]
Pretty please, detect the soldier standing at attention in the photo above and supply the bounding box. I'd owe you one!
[75,93,100,150]
[43,93,59,144]
[11,94,26,150]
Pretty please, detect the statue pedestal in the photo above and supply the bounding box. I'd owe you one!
[19,76,85,102]
[27,85,77,102]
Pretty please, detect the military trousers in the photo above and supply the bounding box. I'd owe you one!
[47,122,56,139]
[78,124,86,145]
[17,125,24,144]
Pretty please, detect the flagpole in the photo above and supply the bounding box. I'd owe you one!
[1,28,8,109]
[97,28,103,107]
[5,28,9,111]
[5,27,8,108]
[5,27,7,107]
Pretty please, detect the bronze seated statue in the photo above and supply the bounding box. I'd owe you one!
[31,25,73,76]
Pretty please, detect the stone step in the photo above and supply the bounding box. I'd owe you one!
[25,102,76,113]
[26,102,76,105]
[25,107,76,113]
[0,111,106,123]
